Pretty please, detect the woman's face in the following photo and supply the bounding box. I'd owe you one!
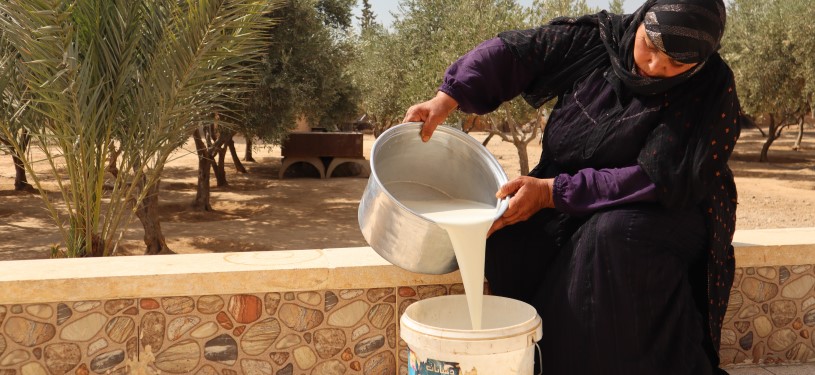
[633,23,698,79]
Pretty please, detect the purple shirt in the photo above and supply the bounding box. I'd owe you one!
[439,38,657,215]
[552,165,656,216]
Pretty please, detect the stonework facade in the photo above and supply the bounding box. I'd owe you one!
[2,265,815,373]
[0,284,466,374]
[720,265,815,366]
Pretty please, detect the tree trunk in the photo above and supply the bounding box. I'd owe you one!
[192,129,213,211]
[759,114,777,162]
[507,114,539,176]
[456,117,467,133]
[516,142,530,175]
[107,141,121,178]
[4,131,32,191]
[793,115,805,151]
[462,115,477,133]
[210,130,233,187]
[487,113,537,176]
[12,153,31,191]
[244,137,256,162]
[519,121,540,173]
[214,144,228,187]
[481,132,494,147]
[135,177,171,255]
[229,139,247,173]
[742,114,766,137]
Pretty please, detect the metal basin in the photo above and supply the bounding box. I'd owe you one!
[358,123,509,274]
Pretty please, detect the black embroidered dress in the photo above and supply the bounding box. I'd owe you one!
[438,17,741,375]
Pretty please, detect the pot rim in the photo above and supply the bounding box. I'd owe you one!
[370,122,510,224]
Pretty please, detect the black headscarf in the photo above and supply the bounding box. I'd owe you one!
[502,0,727,103]
[498,0,741,366]
[644,1,727,64]
[597,0,721,96]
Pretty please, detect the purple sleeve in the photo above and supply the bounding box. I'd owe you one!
[439,38,539,115]
[552,165,658,216]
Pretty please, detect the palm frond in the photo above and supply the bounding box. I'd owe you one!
[0,0,279,256]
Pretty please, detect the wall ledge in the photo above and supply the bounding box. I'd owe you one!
[1,227,813,304]
[733,227,815,267]
[0,247,462,304]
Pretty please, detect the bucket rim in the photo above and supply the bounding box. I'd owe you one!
[400,295,542,341]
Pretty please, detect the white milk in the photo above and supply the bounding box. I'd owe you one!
[389,182,496,330]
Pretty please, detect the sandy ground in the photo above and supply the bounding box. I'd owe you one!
[1,126,814,260]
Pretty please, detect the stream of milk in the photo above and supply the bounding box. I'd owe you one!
[388,182,497,330]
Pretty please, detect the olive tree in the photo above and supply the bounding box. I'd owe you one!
[354,0,537,171]
[350,25,406,135]
[353,0,624,174]
[525,0,597,25]
[608,0,625,14]
[783,1,815,151]
[722,0,811,162]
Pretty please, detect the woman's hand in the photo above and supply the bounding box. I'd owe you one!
[402,91,459,142]
[488,177,555,237]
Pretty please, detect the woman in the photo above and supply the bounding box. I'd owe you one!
[402,0,740,374]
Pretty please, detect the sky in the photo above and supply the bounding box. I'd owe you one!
[352,0,642,29]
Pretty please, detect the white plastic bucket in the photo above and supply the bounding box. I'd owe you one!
[401,294,542,375]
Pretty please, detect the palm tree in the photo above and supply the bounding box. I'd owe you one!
[0,0,278,257]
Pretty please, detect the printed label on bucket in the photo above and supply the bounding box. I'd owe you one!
[408,348,465,375]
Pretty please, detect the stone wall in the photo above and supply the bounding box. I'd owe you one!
[0,284,462,374]
[0,247,466,374]
[721,228,815,366]
[720,265,815,366]
[1,228,814,373]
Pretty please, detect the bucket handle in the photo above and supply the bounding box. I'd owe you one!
[535,342,543,375]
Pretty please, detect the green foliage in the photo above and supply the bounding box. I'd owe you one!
[782,1,815,107]
[317,0,356,29]
[353,0,534,133]
[721,0,813,161]
[526,0,598,25]
[359,0,378,30]
[722,0,810,120]
[607,0,625,14]
[351,0,614,136]
[0,34,38,179]
[350,25,405,131]
[245,0,359,144]
[0,0,276,256]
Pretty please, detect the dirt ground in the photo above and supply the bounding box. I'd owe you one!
[1,125,814,260]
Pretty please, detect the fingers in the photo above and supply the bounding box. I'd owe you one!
[402,104,424,124]
[402,91,459,142]
[489,177,547,235]
[496,178,523,199]
[420,121,439,142]
[489,197,522,237]
[402,105,440,142]
[494,178,523,225]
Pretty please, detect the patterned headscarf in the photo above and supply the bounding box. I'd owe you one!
[596,0,727,96]
[644,0,727,64]
[498,0,729,104]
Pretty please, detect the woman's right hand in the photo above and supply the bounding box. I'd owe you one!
[488,177,555,237]
[402,91,459,142]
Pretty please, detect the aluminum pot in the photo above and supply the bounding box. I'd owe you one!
[358,122,509,275]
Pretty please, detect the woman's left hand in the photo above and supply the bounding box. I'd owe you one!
[488,177,555,237]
